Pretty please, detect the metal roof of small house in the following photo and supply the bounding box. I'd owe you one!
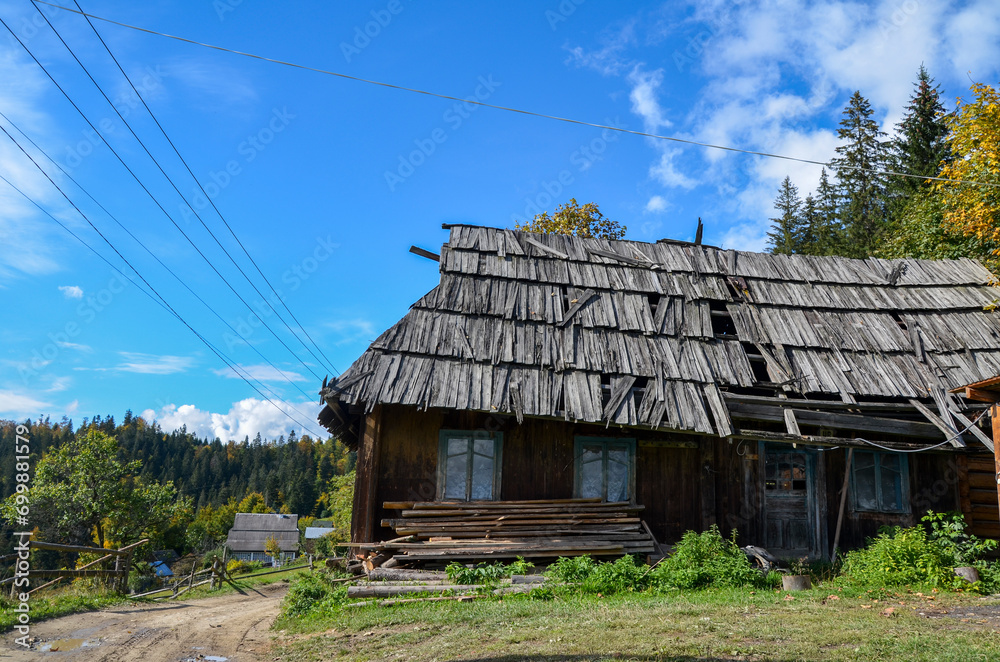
[226,513,299,553]
[320,225,1000,440]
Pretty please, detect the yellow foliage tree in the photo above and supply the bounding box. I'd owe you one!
[936,82,1000,270]
[515,198,625,240]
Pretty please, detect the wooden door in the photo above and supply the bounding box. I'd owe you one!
[763,446,821,558]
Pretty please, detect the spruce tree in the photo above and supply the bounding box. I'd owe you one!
[890,66,950,204]
[766,176,804,254]
[830,91,890,258]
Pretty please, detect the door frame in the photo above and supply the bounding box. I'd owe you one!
[758,443,828,559]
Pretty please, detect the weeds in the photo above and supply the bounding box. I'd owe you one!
[445,557,534,585]
[650,525,771,590]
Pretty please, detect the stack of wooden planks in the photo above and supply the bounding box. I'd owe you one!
[371,498,658,563]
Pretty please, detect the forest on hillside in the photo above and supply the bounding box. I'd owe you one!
[765,70,1000,268]
[0,414,354,557]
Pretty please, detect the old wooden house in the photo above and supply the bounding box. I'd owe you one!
[318,225,1000,562]
[226,513,299,565]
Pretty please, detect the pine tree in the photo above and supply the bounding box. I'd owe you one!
[890,66,951,207]
[830,91,891,257]
[766,177,804,254]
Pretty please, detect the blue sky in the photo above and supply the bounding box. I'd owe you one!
[1,0,998,441]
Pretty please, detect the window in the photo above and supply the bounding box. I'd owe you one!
[764,452,807,493]
[437,430,502,501]
[574,437,635,502]
[851,451,909,513]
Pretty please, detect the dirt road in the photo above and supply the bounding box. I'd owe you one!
[1,581,288,662]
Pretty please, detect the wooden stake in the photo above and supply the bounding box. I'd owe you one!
[831,447,853,563]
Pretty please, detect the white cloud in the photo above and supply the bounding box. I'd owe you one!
[645,195,668,212]
[47,376,71,392]
[212,364,307,382]
[115,352,195,375]
[55,340,92,352]
[141,398,326,442]
[627,66,672,131]
[66,399,79,414]
[0,389,51,416]
[650,149,697,189]
[58,285,83,299]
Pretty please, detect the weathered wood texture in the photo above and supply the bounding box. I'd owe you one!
[965,453,1000,539]
[323,225,1000,438]
[357,405,736,547]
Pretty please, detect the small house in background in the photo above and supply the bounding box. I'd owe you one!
[319,225,1000,564]
[305,519,336,539]
[226,513,299,566]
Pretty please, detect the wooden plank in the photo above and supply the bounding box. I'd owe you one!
[993,403,1000,532]
[352,407,383,545]
[908,399,964,447]
[949,409,994,452]
[558,289,597,328]
[727,402,942,438]
[587,248,644,267]
[966,387,1000,403]
[523,236,569,259]
[783,408,802,437]
[29,541,129,556]
[722,392,932,412]
[409,245,440,261]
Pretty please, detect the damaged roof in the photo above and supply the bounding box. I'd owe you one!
[320,225,1000,440]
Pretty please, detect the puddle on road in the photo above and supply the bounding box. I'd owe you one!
[180,656,228,662]
[38,638,99,652]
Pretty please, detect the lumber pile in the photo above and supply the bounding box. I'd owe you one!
[371,498,657,563]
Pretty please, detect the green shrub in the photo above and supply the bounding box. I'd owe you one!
[583,555,649,594]
[546,555,597,584]
[282,573,348,617]
[651,525,765,590]
[923,511,997,564]
[446,557,534,585]
[841,525,959,588]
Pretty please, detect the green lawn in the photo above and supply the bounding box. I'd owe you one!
[271,586,1000,662]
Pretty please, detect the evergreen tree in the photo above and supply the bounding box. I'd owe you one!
[766,177,804,254]
[889,66,951,211]
[830,91,891,257]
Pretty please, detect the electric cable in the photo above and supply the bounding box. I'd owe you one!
[0,109,322,405]
[70,0,339,376]
[31,0,1000,190]
[0,132,328,438]
[1,14,326,384]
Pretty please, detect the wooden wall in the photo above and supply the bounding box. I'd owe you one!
[352,405,991,554]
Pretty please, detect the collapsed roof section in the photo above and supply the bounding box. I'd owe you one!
[321,225,1000,447]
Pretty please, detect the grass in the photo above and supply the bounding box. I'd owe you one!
[0,561,312,633]
[271,582,1000,661]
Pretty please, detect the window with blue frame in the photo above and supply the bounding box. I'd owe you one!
[851,451,909,513]
[437,430,502,501]
[574,437,635,502]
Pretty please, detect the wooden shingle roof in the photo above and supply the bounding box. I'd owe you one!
[321,225,1000,439]
[226,513,299,553]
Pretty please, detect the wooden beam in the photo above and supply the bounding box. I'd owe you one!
[722,392,928,412]
[727,402,942,438]
[948,409,994,452]
[993,404,1000,533]
[908,399,965,447]
[783,408,802,437]
[30,541,128,556]
[408,246,440,261]
[965,387,1000,403]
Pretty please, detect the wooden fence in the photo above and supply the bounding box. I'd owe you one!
[2,539,148,596]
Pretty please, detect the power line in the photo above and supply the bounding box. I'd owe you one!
[0,128,328,439]
[0,109,320,406]
[1,14,326,385]
[24,6,333,380]
[32,0,1000,190]
[70,0,339,377]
